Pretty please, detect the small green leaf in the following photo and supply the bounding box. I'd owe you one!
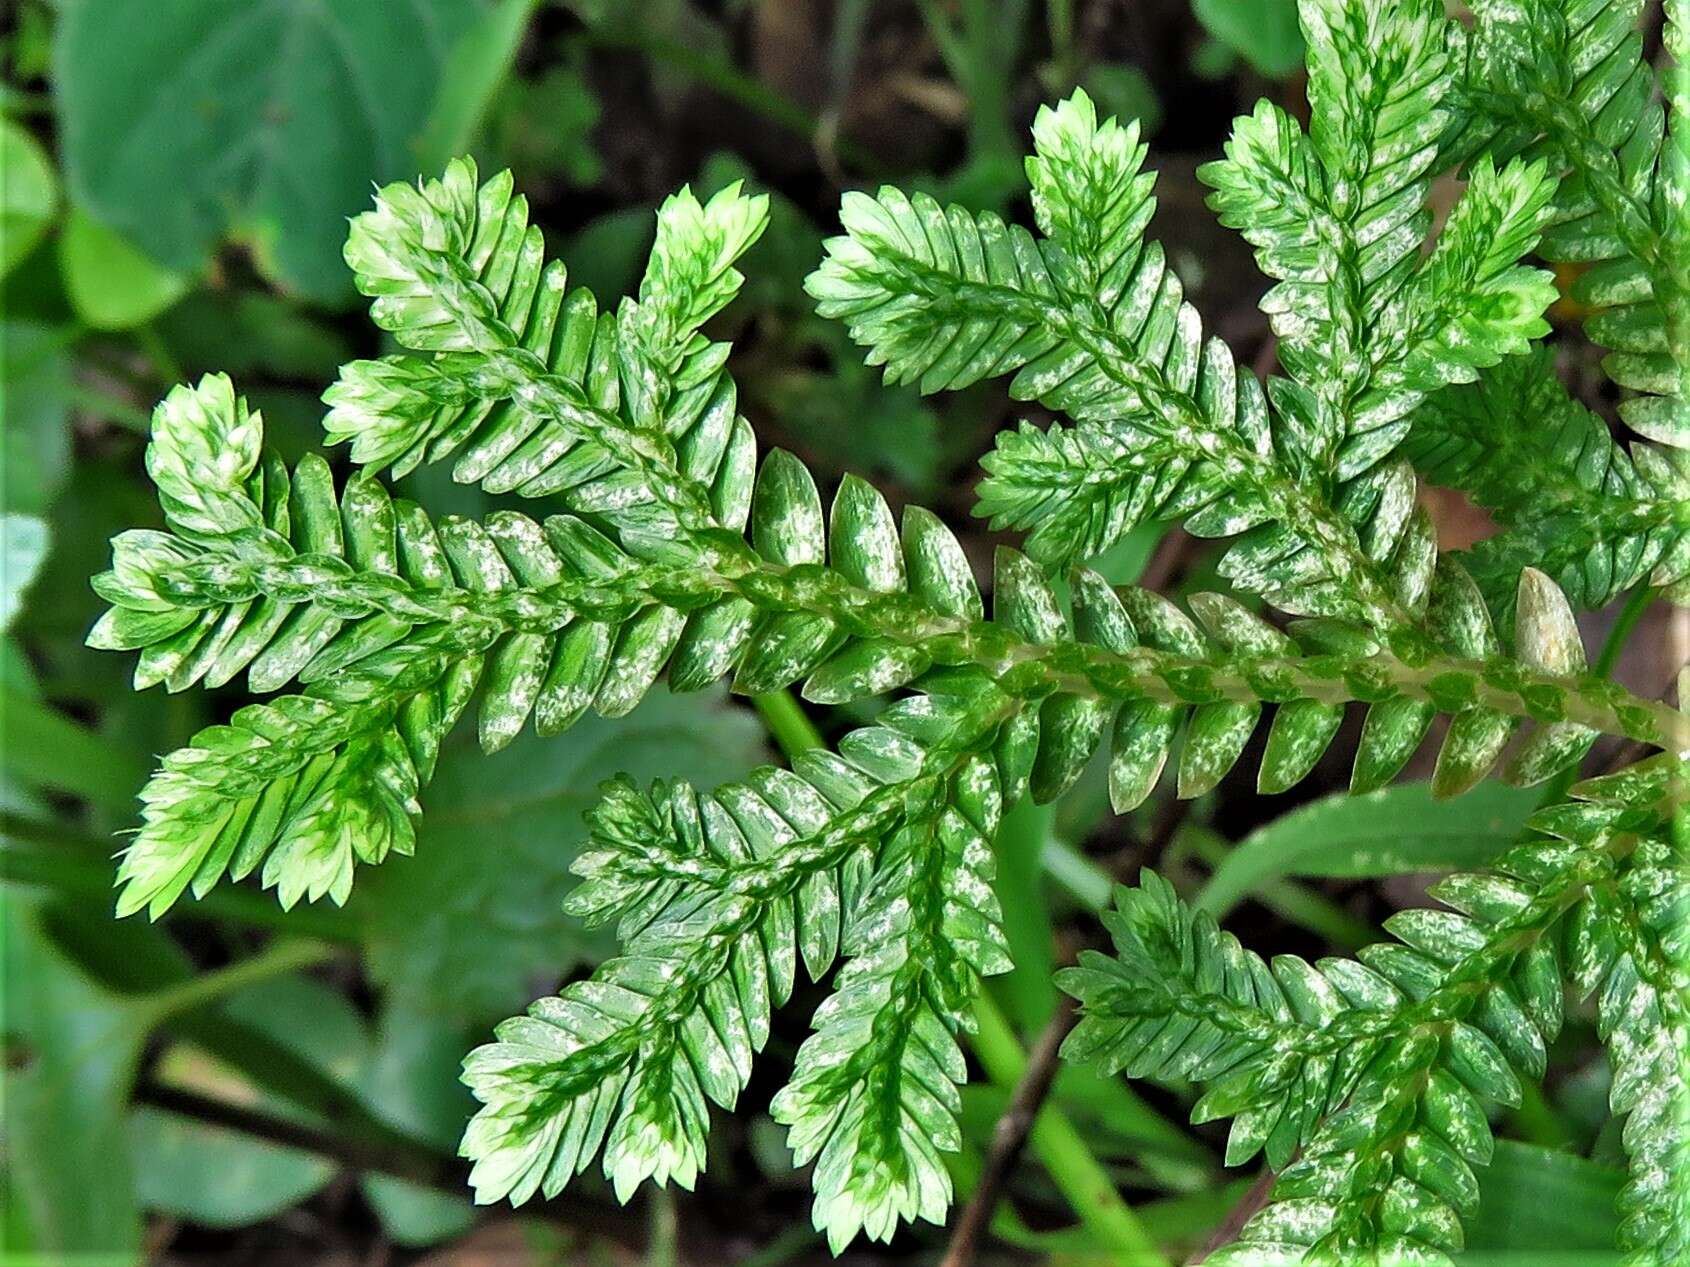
[1196,781,1537,918]
[1351,697,1436,793]
[0,118,57,276]
[57,207,189,330]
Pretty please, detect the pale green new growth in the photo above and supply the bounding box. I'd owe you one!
[88,0,1688,1257]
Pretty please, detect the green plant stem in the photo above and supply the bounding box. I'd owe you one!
[69,382,153,432]
[753,689,824,757]
[1046,0,1077,87]
[1538,583,1659,807]
[133,320,184,386]
[1594,584,1657,679]
[135,937,336,1028]
[970,989,1170,1265]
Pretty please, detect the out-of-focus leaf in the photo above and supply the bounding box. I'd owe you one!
[54,0,482,304]
[490,59,603,188]
[132,975,370,1227]
[1,321,73,517]
[560,206,653,306]
[1196,781,1539,918]
[3,896,145,1260]
[1465,1140,1623,1258]
[0,688,150,812]
[417,0,543,173]
[1079,64,1162,135]
[357,1003,476,1245]
[129,1105,332,1227]
[57,207,189,330]
[1,513,49,630]
[0,118,57,276]
[1193,0,1304,78]
[155,293,350,381]
[356,687,764,1020]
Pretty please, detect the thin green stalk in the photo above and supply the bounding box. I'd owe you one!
[1594,584,1657,679]
[1538,583,1658,807]
[1046,0,1077,88]
[134,321,185,386]
[1041,835,1116,911]
[971,989,1170,1266]
[135,937,336,1028]
[69,382,156,433]
[753,689,824,757]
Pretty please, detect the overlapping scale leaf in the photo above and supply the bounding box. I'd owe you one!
[111,629,482,917]
[1080,789,1668,1265]
[1203,1,1555,480]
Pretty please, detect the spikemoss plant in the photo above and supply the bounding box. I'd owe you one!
[90,0,1688,1260]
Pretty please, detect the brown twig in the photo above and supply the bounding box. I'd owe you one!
[938,999,1080,1267]
[1186,1166,1278,1264]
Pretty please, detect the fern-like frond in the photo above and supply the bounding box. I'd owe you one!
[108,631,478,916]
[1066,757,1687,1265]
[815,75,1556,661]
[1408,349,1690,620]
[1204,2,1555,472]
[462,675,1013,1248]
[1460,0,1690,447]
[326,159,766,539]
[92,371,1690,915]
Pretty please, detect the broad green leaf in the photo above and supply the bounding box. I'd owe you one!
[155,293,351,381]
[57,207,189,330]
[0,687,150,813]
[129,1100,332,1227]
[0,118,57,276]
[1196,781,1539,918]
[357,1003,477,1246]
[1193,0,1304,78]
[3,897,145,1260]
[54,0,483,303]
[1,322,73,517]
[356,687,763,1020]
[415,0,542,173]
[1465,1140,1623,1257]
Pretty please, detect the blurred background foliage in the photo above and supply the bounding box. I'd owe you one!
[1,1,1674,1264]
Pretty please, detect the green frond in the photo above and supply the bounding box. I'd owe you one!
[1071,761,1687,1265]
[111,633,478,917]
[1462,0,1690,447]
[1202,0,1554,458]
[330,156,766,515]
[812,78,1555,652]
[462,677,1013,1247]
[91,371,1688,917]
[1407,349,1690,620]
[84,26,1690,1247]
